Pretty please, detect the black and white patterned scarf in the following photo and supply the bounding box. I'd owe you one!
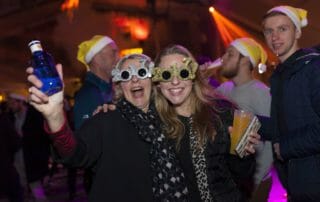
[117,99,188,202]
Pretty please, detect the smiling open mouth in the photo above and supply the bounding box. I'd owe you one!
[131,87,144,97]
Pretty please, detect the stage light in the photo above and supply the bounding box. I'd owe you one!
[61,0,79,21]
[120,48,143,57]
[209,6,215,13]
[209,7,277,62]
[209,8,251,46]
[114,16,150,41]
[61,0,79,11]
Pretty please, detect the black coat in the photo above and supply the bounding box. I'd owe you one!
[270,48,320,201]
[177,99,255,202]
[53,110,153,202]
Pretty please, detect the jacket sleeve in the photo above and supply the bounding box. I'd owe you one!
[227,153,255,199]
[47,114,104,168]
[227,154,255,180]
[256,115,272,141]
[45,117,77,157]
[280,59,320,160]
[216,99,256,182]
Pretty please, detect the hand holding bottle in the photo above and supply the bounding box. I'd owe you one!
[28,40,63,96]
[27,64,65,133]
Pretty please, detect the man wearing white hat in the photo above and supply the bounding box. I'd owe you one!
[75,35,119,129]
[74,35,119,193]
[263,5,320,201]
[216,38,273,201]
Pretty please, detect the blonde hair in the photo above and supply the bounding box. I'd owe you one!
[154,44,223,149]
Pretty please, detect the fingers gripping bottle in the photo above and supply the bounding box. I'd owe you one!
[28,40,63,96]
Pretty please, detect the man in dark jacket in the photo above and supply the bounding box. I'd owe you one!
[75,35,119,129]
[262,5,320,202]
[74,35,119,193]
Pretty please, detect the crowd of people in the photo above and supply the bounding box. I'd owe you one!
[1,4,319,202]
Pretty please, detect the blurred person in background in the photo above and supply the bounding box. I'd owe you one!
[216,38,273,201]
[74,35,119,193]
[196,55,220,88]
[0,101,24,202]
[7,93,50,202]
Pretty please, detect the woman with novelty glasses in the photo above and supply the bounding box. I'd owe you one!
[152,45,259,202]
[26,54,189,202]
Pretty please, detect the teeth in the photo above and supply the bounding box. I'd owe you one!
[131,87,143,91]
[169,88,182,93]
[273,44,281,49]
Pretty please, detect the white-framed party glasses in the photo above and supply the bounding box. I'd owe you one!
[112,54,154,82]
[112,66,152,82]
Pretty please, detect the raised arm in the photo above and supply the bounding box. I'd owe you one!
[27,64,102,166]
[27,64,65,132]
[27,64,77,157]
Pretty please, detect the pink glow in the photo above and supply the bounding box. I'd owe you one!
[268,167,287,202]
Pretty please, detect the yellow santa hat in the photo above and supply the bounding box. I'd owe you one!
[230,38,268,74]
[77,35,114,70]
[267,5,308,32]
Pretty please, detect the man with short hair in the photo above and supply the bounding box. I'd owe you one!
[262,5,320,201]
[216,38,273,201]
[75,35,119,129]
[74,35,119,193]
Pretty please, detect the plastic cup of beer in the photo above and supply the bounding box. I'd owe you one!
[230,109,253,155]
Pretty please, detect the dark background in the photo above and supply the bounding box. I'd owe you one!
[0,0,319,97]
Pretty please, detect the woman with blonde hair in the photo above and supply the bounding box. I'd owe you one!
[153,44,258,201]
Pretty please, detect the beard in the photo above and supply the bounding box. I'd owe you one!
[220,65,239,79]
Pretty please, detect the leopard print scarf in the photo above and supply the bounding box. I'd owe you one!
[189,117,214,202]
[117,99,188,201]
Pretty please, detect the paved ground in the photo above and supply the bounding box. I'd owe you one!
[0,166,88,202]
[1,166,287,202]
[42,168,88,202]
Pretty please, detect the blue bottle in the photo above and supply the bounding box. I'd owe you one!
[28,40,63,96]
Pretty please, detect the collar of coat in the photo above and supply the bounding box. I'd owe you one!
[273,48,320,79]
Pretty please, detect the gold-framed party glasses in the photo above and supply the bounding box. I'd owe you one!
[152,57,198,82]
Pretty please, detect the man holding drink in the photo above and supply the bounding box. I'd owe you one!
[216,38,273,201]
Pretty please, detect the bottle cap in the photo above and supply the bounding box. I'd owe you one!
[28,40,43,53]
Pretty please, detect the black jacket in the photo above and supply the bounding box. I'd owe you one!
[53,109,153,202]
[270,48,320,201]
[177,99,255,202]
